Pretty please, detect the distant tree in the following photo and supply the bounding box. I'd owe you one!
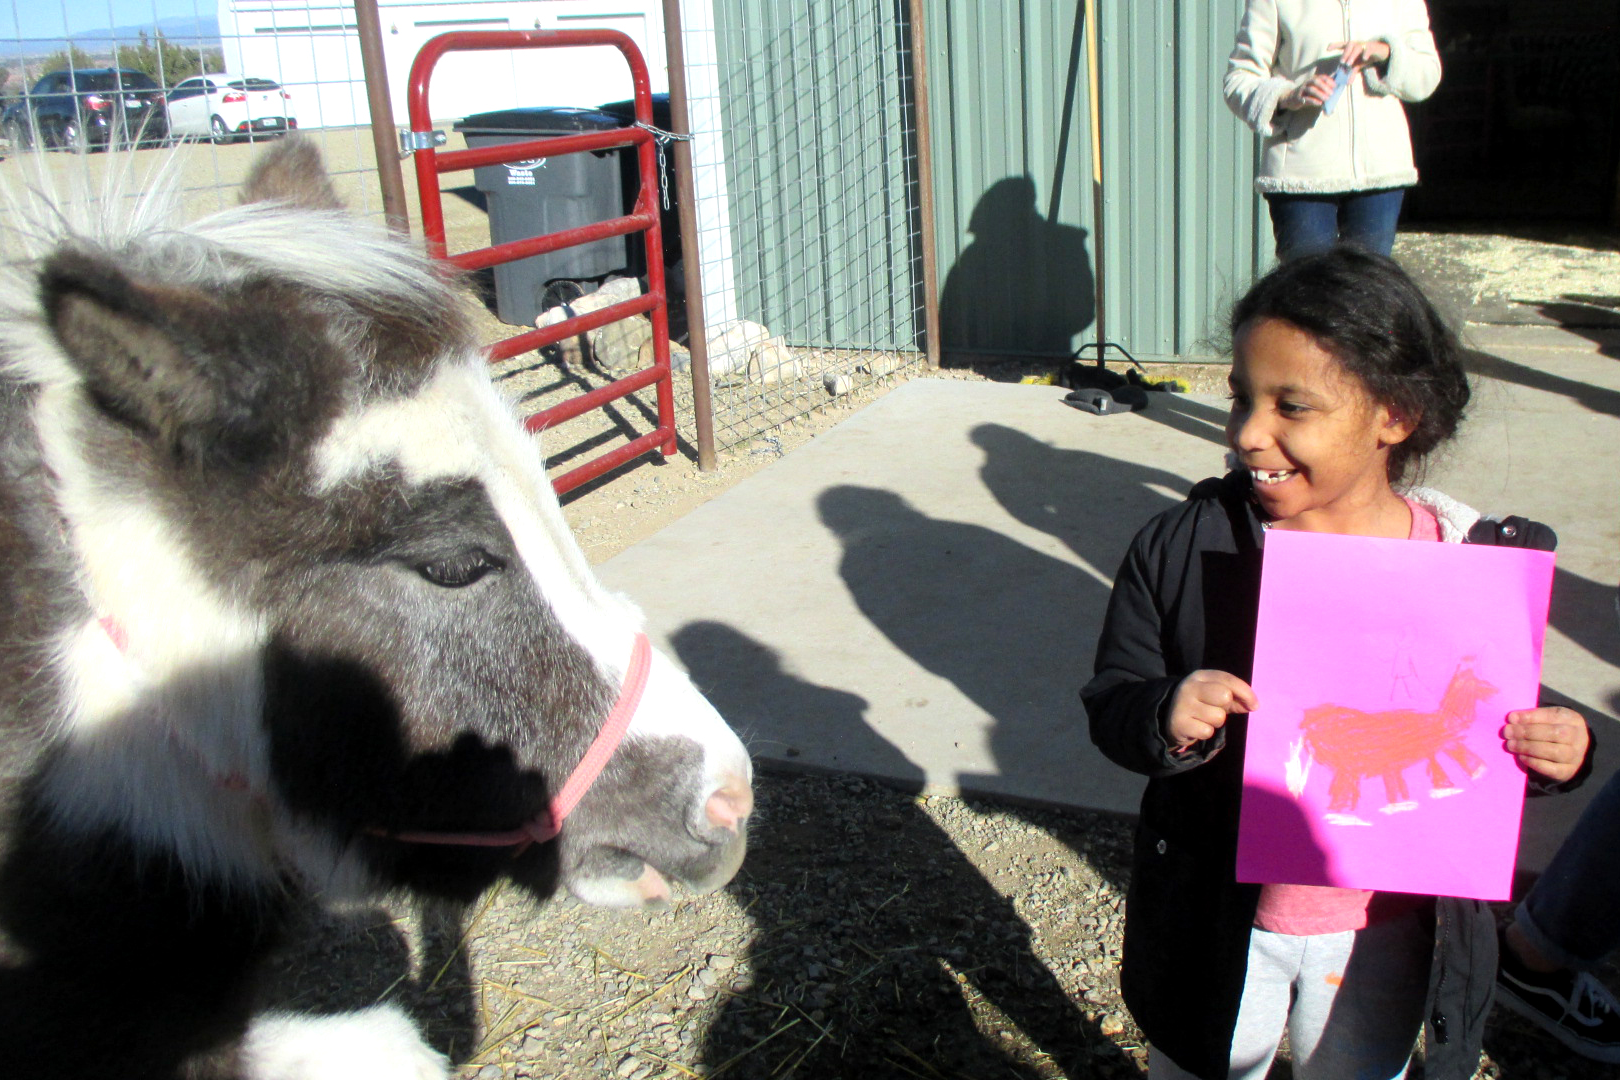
[30,46,100,83]
[115,30,209,86]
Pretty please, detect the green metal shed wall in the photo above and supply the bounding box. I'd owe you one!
[708,0,1267,362]
[927,0,1268,362]
[1100,0,1269,361]
[709,0,919,351]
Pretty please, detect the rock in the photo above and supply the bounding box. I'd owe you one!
[637,335,691,373]
[1100,1014,1127,1037]
[533,276,632,365]
[704,319,770,382]
[704,320,803,386]
[752,340,803,385]
[589,312,654,374]
[615,1053,641,1077]
[823,371,853,396]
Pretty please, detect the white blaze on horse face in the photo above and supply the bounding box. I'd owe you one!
[312,360,752,798]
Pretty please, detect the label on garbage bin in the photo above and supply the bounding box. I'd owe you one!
[504,159,546,185]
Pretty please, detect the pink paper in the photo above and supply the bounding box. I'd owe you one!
[1236,529,1555,900]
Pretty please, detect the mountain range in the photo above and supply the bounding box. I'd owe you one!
[2,15,221,62]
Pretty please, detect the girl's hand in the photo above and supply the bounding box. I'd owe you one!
[1332,40,1392,70]
[1167,670,1258,749]
[1281,73,1339,110]
[1503,706,1590,783]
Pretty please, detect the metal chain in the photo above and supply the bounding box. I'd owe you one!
[634,121,693,210]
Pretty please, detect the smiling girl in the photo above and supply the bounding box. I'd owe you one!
[1082,247,1594,1080]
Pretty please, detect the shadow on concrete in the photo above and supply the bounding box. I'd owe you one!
[939,176,1095,361]
[1464,348,1620,418]
[1551,567,1620,670]
[1132,393,1233,450]
[672,621,1120,1078]
[968,423,1197,571]
[1530,300,1620,357]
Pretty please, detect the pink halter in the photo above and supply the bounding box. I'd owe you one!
[371,632,651,855]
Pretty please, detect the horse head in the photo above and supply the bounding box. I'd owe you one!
[4,138,751,912]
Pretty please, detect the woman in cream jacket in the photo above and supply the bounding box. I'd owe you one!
[1225,0,1441,259]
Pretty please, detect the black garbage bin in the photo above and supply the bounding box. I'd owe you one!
[597,94,682,278]
[454,106,630,326]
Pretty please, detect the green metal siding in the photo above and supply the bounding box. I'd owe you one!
[1100,0,1267,361]
[707,0,1266,362]
[929,0,1265,362]
[928,0,1097,358]
[710,0,919,350]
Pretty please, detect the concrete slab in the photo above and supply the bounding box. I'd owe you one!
[600,327,1620,870]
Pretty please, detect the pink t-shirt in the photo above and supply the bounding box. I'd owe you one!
[1252,498,1440,935]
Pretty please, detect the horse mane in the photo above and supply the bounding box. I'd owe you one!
[0,144,479,400]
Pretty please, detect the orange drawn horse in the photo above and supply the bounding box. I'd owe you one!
[1294,662,1498,821]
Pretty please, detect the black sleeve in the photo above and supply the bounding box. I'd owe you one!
[1081,527,1221,778]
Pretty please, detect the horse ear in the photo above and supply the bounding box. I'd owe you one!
[239,134,344,212]
[40,247,303,470]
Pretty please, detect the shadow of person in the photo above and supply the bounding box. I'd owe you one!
[969,423,1201,571]
[672,621,1116,1078]
[1550,566,1620,669]
[1464,346,1620,418]
[816,483,1151,825]
[939,176,1095,362]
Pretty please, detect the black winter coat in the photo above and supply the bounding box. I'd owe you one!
[1081,471,1582,1080]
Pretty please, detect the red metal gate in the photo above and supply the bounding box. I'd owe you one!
[406,30,677,494]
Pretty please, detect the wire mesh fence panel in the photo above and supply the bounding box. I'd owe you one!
[0,0,399,230]
[683,0,927,451]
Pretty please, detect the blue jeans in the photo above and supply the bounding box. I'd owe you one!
[1265,188,1407,261]
[1515,768,1620,969]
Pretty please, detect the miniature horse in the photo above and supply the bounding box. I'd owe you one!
[0,139,751,1078]
[1299,661,1497,819]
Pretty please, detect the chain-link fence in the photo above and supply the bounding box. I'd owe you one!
[0,2,398,222]
[674,0,930,451]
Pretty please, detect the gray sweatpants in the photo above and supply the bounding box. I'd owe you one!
[1150,912,1431,1080]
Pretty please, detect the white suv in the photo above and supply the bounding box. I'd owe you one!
[166,73,297,144]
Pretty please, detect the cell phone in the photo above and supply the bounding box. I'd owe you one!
[1322,63,1351,115]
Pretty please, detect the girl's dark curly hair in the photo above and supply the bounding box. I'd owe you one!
[1230,246,1470,485]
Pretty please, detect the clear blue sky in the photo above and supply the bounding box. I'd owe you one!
[4,0,217,41]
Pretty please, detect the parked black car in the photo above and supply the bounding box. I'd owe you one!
[1,68,169,151]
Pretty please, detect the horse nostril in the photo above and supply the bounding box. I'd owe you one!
[704,778,753,833]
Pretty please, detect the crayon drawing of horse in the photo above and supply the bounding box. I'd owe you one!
[1290,661,1497,826]
[0,138,752,1079]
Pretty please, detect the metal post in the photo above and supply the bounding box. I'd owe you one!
[907,0,941,370]
[353,0,411,236]
[1086,0,1106,367]
[662,0,717,471]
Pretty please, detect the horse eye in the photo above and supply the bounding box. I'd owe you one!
[416,550,504,588]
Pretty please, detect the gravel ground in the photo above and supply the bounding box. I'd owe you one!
[267,770,1620,1080]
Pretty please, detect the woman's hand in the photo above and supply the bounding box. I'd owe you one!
[1503,706,1590,783]
[1333,39,1392,70]
[1281,72,1339,110]
[1167,670,1258,749]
